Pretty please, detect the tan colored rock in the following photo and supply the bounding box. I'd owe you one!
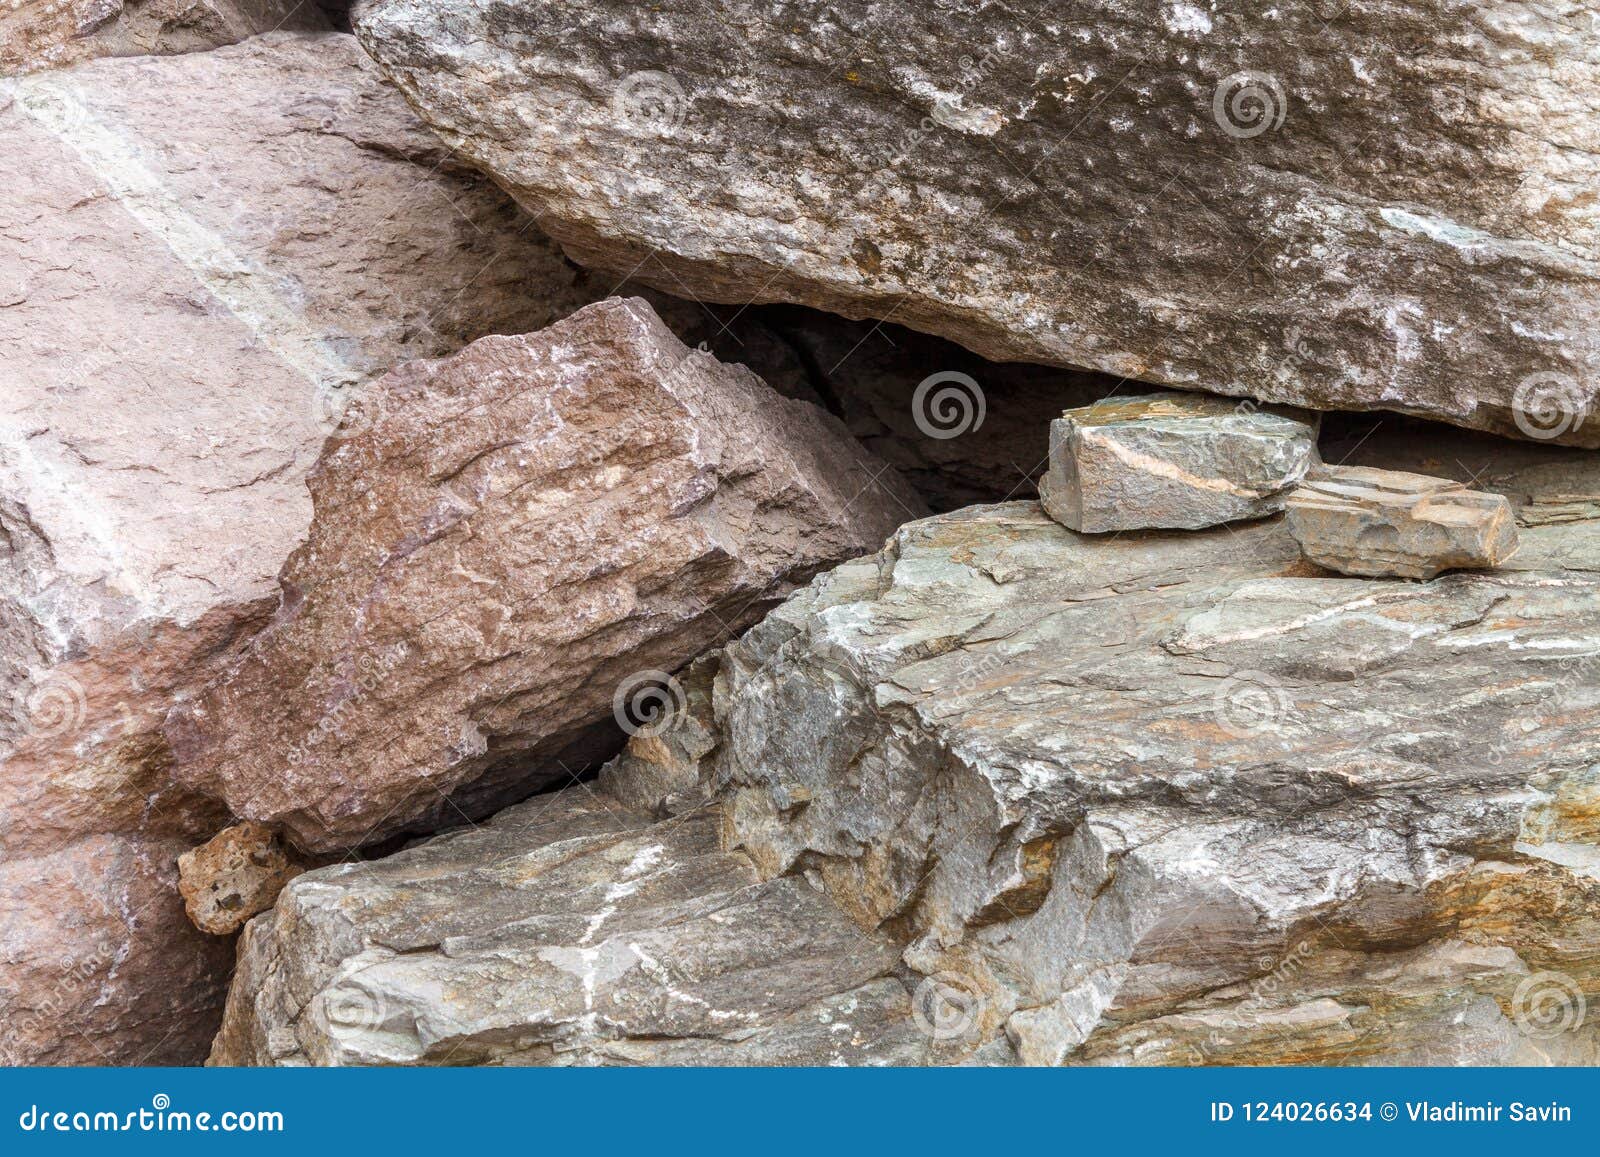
[178,822,306,935]
[165,297,923,853]
[0,32,612,1064]
[1039,392,1318,533]
[1286,465,1520,580]
[1,0,327,75]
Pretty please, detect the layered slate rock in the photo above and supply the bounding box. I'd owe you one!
[1,0,326,75]
[179,823,308,936]
[1286,466,1519,580]
[166,298,922,854]
[356,0,1600,445]
[0,32,613,1065]
[711,491,1600,1065]
[211,791,938,1066]
[1039,392,1317,533]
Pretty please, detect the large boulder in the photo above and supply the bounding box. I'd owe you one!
[355,0,1600,445]
[1,0,327,75]
[165,297,923,854]
[0,31,614,1064]
[210,790,942,1066]
[706,450,1600,1063]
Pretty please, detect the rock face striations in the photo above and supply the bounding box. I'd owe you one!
[165,298,921,853]
[213,433,1600,1067]
[355,0,1600,444]
[712,500,1600,1065]
[0,31,616,1065]
[211,790,942,1066]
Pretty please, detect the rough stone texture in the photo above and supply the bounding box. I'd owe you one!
[0,32,618,1065]
[0,0,326,75]
[708,485,1599,1064]
[1286,465,1520,580]
[597,653,720,819]
[1329,417,1600,575]
[668,304,1120,511]
[210,790,942,1066]
[178,822,307,936]
[1039,392,1318,533]
[356,0,1600,446]
[165,297,923,855]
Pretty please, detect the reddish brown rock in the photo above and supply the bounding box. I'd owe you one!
[165,297,922,854]
[0,32,613,1064]
[178,822,307,935]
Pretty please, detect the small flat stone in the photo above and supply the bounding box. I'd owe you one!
[1039,392,1318,533]
[1285,465,1520,580]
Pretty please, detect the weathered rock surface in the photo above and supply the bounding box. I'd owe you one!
[1039,392,1317,533]
[179,823,307,936]
[1,0,326,75]
[165,297,923,854]
[672,305,1118,511]
[356,0,1600,445]
[0,31,616,1064]
[708,489,1599,1064]
[211,790,942,1066]
[1330,417,1600,575]
[1286,466,1519,580]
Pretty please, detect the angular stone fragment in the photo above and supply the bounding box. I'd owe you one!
[165,297,922,854]
[1286,466,1519,580]
[178,822,307,936]
[355,0,1600,445]
[708,495,1599,1065]
[210,791,939,1066]
[0,32,614,1065]
[1038,392,1317,533]
[1,0,327,75]
[597,653,720,818]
